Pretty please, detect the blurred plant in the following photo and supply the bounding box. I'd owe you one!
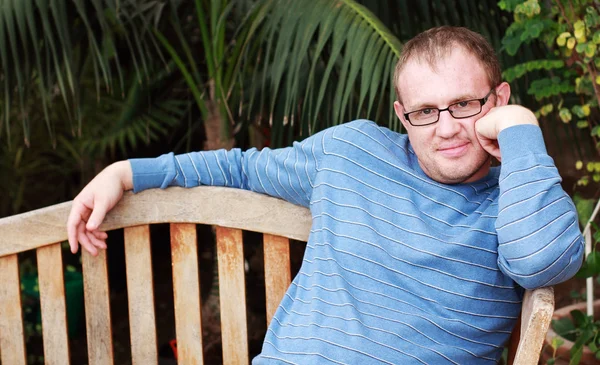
[541,193,600,364]
[0,0,173,147]
[1,0,516,151]
[0,60,187,217]
[498,0,600,187]
[498,2,600,363]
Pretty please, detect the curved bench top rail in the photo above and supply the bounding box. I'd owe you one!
[0,186,312,257]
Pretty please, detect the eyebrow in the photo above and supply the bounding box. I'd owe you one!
[408,94,479,111]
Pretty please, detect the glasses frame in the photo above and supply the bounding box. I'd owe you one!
[403,89,495,127]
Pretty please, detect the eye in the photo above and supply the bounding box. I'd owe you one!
[419,108,433,115]
[456,101,470,108]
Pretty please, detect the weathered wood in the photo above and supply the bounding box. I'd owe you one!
[0,254,27,365]
[37,243,71,365]
[124,225,158,364]
[171,223,203,364]
[216,226,249,364]
[0,187,312,257]
[82,249,114,365]
[0,186,555,365]
[512,286,554,365]
[263,234,291,326]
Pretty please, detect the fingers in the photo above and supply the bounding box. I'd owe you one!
[77,222,98,256]
[74,222,108,256]
[68,196,111,256]
[91,230,108,240]
[476,135,501,162]
[67,200,87,254]
[86,230,107,250]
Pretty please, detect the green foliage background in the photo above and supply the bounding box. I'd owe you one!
[0,0,525,218]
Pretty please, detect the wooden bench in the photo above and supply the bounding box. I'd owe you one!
[0,186,554,364]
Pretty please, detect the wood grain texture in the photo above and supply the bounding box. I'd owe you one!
[0,186,556,364]
[0,254,27,365]
[216,226,249,365]
[82,250,114,365]
[263,234,291,326]
[124,225,158,364]
[0,187,312,257]
[170,223,203,364]
[37,243,71,365]
[512,287,554,365]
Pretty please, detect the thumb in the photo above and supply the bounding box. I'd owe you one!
[86,199,108,230]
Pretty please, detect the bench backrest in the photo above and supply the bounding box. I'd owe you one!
[0,186,554,365]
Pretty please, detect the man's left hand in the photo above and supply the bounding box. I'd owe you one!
[475,105,539,162]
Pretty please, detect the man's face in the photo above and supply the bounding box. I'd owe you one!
[394,48,501,184]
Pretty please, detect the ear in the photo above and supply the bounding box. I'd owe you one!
[494,82,511,107]
[394,101,411,130]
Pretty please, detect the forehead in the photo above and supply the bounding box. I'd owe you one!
[397,48,489,110]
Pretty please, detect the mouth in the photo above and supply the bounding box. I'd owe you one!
[437,142,469,158]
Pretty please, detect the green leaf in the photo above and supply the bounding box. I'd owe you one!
[570,309,589,328]
[576,252,600,278]
[559,107,573,123]
[587,252,600,275]
[570,345,583,365]
[552,317,576,340]
[551,336,565,349]
[502,60,564,82]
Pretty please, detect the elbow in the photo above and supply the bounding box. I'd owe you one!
[499,235,585,290]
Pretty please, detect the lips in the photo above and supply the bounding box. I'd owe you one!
[437,142,469,158]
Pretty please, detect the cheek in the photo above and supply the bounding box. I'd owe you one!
[460,118,479,138]
[406,129,433,154]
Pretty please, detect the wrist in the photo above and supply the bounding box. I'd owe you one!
[111,160,133,191]
[497,107,538,133]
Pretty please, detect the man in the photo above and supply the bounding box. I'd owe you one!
[67,26,584,364]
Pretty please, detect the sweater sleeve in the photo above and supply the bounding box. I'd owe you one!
[129,128,330,208]
[495,124,584,289]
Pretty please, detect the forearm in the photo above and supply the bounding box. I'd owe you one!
[495,125,584,289]
[130,149,247,192]
[128,129,328,207]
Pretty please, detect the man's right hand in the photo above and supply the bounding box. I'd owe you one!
[67,160,133,255]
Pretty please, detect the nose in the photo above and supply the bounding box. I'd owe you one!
[435,110,461,138]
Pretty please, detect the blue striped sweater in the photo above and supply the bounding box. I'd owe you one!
[130,120,584,364]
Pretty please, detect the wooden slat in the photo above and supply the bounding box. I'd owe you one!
[124,225,158,364]
[37,243,71,365]
[170,223,203,364]
[82,249,114,365]
[512,287,554,365]
[0,187,312,257]
[216,226,248,364]
[263,234,291,326]
[0,254,27,365]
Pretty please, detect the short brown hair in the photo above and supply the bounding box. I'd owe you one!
[393,26,502,102]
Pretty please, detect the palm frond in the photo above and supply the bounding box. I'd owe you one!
[244,0,402,145]
[0,0,167,146]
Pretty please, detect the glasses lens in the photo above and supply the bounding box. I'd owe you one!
[409,108,439,125]
[449,100,481,118]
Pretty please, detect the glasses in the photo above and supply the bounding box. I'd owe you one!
[403,89,495,126]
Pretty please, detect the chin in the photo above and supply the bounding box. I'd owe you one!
[438,161,490,184]
[434,174,473,185]
[420,154,491,184]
